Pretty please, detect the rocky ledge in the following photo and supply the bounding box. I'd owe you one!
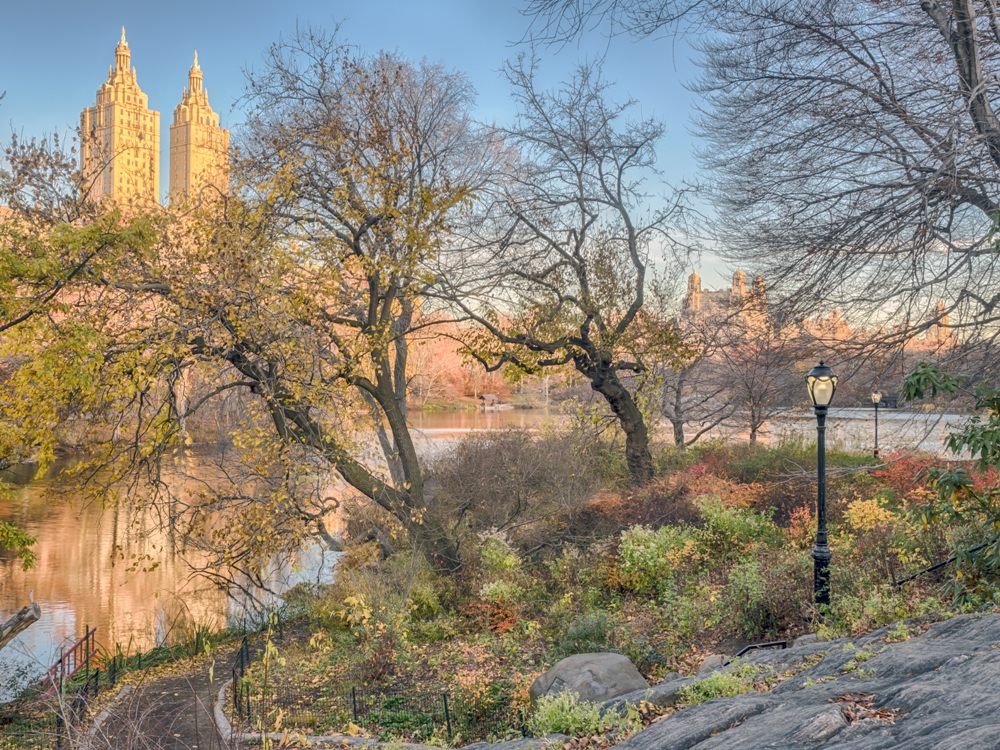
[618,612,1000,749]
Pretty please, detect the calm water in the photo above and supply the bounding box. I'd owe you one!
[0,409,555,700]
[0,406,960,699]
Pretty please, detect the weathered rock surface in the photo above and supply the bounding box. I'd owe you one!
[529,653,650,705]
[601,673,695,714]
[696,654,726,677]
[616,613,1000,749]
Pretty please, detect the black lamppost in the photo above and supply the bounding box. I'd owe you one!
[806,361,838,607]
[871,389,882,459]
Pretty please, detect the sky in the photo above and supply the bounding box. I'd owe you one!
[0,0,728,286]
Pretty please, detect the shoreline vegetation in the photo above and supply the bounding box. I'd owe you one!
[4,431,993,748]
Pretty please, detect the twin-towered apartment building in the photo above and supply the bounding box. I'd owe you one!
[80,29,229,205]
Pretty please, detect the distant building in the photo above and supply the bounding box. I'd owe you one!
[682,269,769,335]
[169,52,230,202]
[80,30,230,206]
[80,29,161,205]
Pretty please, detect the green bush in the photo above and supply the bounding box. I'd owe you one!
[481,537,523,577]
[557,613,612,656]
[618,524,692,594]
[529,692,606,736]
[695,498,784,564]
[677,662,760,706]
[723,560,772,639]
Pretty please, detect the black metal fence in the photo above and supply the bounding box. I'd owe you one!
[232,679,526,743]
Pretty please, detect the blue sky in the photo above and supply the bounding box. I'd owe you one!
[1,0,727,285]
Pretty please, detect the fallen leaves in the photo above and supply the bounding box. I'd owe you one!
[831,692,907,724]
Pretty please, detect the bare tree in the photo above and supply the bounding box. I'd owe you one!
[657,325,733,446]
[694,0,1000,352]
[521,0,697,43]
[443,56,691,485]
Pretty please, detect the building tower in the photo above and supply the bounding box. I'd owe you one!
[683,271,703,314]
[80,29,161,205]
[730,268,747,306]
[169,52,230,202]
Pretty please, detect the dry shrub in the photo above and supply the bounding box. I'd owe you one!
[429,429,603,550]
[571,475,700,540]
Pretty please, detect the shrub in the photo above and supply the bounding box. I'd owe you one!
[617,524,693,594]
[481,537,523,577]
[695,498,784,564]
[677,662,760,706]
[480,579,525,604]
[429,429,603,545]
[529,692,606,736]
[723,560,771,639]
[557,613,612,656]
[817,584,945,638]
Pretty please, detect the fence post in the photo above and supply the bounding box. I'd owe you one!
[352,686,358,722]
[443,693,452,738]
[84,625,89,683]
[137,651,142,670]
[519,707,527,738]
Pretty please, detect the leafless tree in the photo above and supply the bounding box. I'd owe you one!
[694,0,1000,356]
[441,55,691,485]
[657,311,736,446]
[520,0,698,43]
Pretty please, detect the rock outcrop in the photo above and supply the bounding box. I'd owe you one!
[616,612,1000,749]
[529,653,650,706]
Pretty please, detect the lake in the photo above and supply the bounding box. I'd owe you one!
[0,405,960,699]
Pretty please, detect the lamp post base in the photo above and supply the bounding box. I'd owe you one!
[813,543,831,607]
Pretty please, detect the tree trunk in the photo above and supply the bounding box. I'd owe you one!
[671,379,686,446]
[671,418,685,447]
[590,369,654,486]
[0,600,41,652]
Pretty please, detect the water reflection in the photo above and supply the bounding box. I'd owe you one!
[0,453,340,701]
[0,405,962,701]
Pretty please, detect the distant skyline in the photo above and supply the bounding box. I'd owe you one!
[1,0,729,285]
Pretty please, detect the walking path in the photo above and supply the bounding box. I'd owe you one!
[88,649,234,750]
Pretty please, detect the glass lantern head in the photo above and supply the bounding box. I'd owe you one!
[871,389,882,405]
[806,361,838,407]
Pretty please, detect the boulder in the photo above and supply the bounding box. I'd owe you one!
[601,673,694,714]
[529,653,650,706]
[615,612,1000,749]
[696,654,726,676]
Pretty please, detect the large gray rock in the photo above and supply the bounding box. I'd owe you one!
[601,673,694,714]
[529,653,650,706]
[614,613,1000,750]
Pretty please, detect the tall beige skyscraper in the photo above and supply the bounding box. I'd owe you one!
[169,53,230,202]
[80,29,161,205]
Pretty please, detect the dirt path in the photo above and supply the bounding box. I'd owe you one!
[89,653,235,750]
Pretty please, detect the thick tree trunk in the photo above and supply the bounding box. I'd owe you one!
[590,369,655,486]
[0,600,41,652]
